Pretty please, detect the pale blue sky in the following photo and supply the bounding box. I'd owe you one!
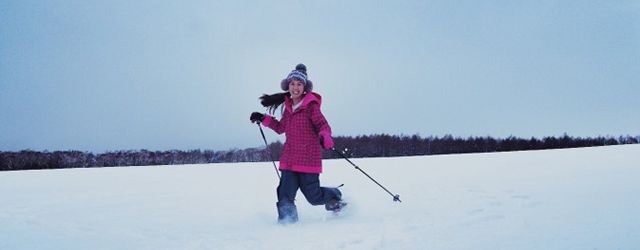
[1,0,638,153]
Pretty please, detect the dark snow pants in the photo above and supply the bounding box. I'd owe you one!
[276,170,342,224]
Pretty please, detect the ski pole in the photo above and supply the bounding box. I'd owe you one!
[331,148,401,202]
[257,123,281,179]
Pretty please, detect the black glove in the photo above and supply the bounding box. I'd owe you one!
[250,112,265,123]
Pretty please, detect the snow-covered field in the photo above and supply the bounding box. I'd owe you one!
[1,144,639,250]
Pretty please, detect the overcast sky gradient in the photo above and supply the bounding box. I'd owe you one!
[1,0,638,152]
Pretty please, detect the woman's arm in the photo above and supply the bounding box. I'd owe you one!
[263,114,288,135]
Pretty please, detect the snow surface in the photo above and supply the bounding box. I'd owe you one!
[1,145,639,250]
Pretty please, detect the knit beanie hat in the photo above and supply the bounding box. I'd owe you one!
[281,63,313,93]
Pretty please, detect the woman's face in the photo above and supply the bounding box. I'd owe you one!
[289,79,305,100]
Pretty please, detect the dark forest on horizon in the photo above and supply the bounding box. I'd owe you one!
[1,134,638,171]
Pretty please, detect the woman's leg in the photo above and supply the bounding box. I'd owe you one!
[276,170,299,224]
[298,173,342,206]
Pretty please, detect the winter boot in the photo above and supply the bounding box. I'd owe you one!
[324,198,347,213]
[276,202,298,224]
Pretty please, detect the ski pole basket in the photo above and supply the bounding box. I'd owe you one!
[331,148,402,203]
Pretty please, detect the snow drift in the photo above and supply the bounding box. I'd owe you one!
[1,144,639,250]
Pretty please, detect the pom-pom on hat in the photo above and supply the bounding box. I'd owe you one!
[281,63,313,93]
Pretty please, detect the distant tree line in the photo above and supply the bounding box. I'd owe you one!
[0,149,269,171]
[1,134,638,171]
[326,134,639,159]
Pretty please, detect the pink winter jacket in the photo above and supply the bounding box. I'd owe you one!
[262,93,332,174]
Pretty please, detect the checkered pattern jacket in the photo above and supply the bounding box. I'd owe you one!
[262,93,331,173]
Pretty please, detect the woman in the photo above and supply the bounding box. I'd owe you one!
[250,64,346,224]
